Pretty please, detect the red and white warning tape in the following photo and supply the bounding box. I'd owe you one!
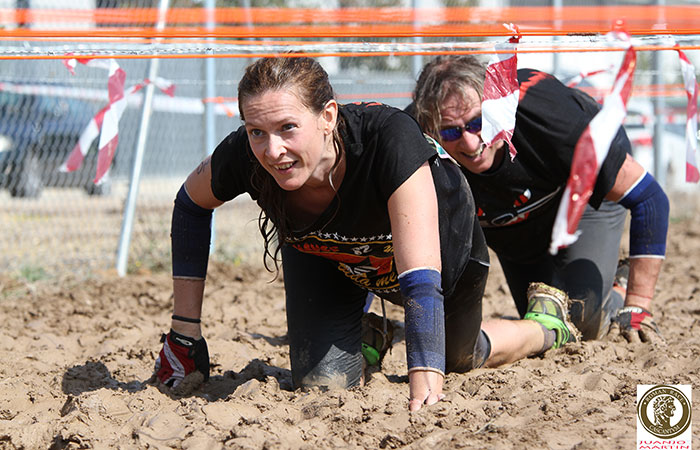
[676,45,700,183]
[566,66,615,89]
[93,59,125,184]
[550,27,636,255]
[481,23,520,161]
[59,57,174,184]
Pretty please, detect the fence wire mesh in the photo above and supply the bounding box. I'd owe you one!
[0,52,421,278]
[1,0,698,278]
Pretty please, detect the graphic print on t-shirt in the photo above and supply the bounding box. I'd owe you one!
[518,70,553,101]
[475,182,562,228]
[287,232,400,294]
[485,188,533,226]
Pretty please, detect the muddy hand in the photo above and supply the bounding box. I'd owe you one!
[408,369,445,411]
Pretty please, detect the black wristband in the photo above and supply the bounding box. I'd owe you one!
[172,314,201,324]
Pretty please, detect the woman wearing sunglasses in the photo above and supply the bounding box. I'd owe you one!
[409,55,669,344]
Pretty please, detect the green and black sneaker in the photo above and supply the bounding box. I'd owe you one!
[523,282,580,349]
[361,312,394,366]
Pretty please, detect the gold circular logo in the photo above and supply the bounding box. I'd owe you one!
[637,385,692,439]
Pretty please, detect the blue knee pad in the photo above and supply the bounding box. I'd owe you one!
[618,172,669,257]
[399,268,445,375]
[171,184,213,279]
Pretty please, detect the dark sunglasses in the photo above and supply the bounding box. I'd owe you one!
[439,116,482,142]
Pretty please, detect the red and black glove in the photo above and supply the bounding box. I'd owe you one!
[154,329,210,390]
[612,306,663,344]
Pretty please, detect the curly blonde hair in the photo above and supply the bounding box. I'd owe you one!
[412,55,486,142]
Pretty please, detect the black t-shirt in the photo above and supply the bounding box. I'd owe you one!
[210,102,482,300]
[463,69,629,263]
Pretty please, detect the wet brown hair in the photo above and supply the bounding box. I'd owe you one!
[412,55,486,142]
[237,56,345,273]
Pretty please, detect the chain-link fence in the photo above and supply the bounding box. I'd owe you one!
[0,4,422,277]
[1,0,698,278]
[0,55,414,277]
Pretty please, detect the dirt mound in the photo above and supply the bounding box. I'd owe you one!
[1,212,699,449]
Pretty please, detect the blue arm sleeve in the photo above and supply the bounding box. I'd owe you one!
[618,172,669,257]
[398,268,446,375]
[171,184,213,279]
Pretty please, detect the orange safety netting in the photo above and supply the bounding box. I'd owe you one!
[1,6,699,38]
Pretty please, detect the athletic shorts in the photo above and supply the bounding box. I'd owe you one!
[282,244,490,390]
[497,200,627,340]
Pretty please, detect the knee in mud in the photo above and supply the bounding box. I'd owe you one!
[294,345,363,390]
[569,299,604,341]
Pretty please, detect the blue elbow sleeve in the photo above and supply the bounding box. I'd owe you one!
[618,172,669,258]
[171,184,213,279]
[399,268,446,375]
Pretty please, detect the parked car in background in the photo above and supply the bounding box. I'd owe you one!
[0,87,110,198]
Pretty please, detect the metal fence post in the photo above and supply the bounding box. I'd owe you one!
[116,0,170,277]
[411,0,422,82]
[652,0,666,187]
[204,0,217,253]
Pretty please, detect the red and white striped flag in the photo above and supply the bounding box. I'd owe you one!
[676,45,700,183]
[481,24,520,161]
[550,34,636,255]
[59,58,125,184]
[60,105,107,174]
[566,66,614,89]
[93,59,127,184]
[59,58,175,184]
[147,77,176,98]
[63,56,113,75]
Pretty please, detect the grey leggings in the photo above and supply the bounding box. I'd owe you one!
[498,200,627,340]
[282,245,490,390]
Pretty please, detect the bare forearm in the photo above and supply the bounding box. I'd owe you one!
[606,155,667,313]
[625,257,663,310]
[171,278,205,338]
[388,163,441,274]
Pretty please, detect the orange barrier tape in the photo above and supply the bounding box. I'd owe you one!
[577,85,691,100]
[1,6,698,26]
[3,23,700,39]
[1,6,699,38]
[202,96,237,117]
